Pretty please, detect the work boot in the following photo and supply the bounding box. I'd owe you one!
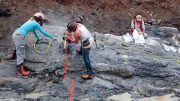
[81,74,95,80]
[5,50,16,60]
[17,65,30,76]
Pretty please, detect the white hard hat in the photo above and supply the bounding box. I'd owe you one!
[33,12,45,20]
[136,15,142,21]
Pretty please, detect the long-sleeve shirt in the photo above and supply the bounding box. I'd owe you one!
[16,20,54,40]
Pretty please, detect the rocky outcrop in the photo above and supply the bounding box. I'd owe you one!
[0,1,180,100]
[172,34,180,47]
[0,0,180,43]
[107,93,179,101]
[0,23,179,100]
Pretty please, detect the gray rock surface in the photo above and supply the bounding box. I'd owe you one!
[0,25,179,100]
[145,25,180,48]
[0,10,180,100]
[146,25,179,38]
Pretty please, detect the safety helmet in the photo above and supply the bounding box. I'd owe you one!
[136,15,142,21]
[33,12,45,21]
[67,22,77,32]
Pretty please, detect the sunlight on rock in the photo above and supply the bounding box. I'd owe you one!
[25,92,48,99]
[139,94,179,101]
[108,93,179,101]
[107,92,133,101]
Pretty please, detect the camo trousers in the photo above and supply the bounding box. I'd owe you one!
[12,31,26,66]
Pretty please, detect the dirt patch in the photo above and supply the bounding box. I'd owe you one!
[0,0,180,54]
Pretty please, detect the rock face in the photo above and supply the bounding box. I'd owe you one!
[172,34,180,47]
[0,0,180,47]
[146,25,178,37]
[0,1,180,100]
[0,8,12,17]
[0,22,179,100]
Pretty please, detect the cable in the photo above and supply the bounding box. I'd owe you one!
[33,37,63,54]
[69,80,75,101]
[33,38,52,54]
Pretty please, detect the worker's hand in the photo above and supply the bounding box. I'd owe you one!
[53,38,56,42]
[71,43,76,46]
[40,36,45,39]
[62,36,65,40]
[52,37,58,42]
[36,39,40,44]
[66,36,72,41]
[76,47,82,55]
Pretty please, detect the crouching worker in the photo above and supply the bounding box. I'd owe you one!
[8,12,56,76]
[131,15,148,38]
[67,21,95,79]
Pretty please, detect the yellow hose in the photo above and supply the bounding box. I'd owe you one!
[33,39,52,54]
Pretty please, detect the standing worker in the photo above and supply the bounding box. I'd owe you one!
[67,21,95,79]
[6,12,56,76]
[131,15,148,38]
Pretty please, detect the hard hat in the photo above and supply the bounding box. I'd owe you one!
[33,12,45,21]
[136,15,142,21]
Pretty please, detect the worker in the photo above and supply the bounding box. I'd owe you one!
[131,15,148,38]
[6,12,56,76]
[67,21,95,79]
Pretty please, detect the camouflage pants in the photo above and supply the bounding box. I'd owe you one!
[12,31,26,66]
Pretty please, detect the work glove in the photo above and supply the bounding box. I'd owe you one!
[36,39,41,44]
[62,36,66,40]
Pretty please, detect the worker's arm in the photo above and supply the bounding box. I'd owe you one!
[65,31,73,41]
[130,20,135,33]
[73,30,81,44]
[35,23,55,40]
[142,20,145,33]
[33,30,40,40]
